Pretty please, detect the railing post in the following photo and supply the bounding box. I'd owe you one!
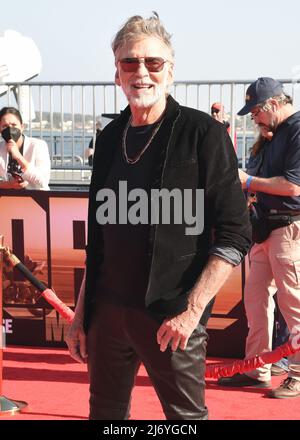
[230,82,236,145]
[0,235,27,415]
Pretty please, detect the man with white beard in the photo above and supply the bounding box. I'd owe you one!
[66,12,251,419]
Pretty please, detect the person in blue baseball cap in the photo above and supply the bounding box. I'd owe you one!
[238,77,284,116]
[219,77,300,399]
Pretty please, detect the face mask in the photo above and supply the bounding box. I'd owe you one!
[1,126,22,143]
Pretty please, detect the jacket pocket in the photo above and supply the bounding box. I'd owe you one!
[276,255,300,286]
[168,158,197,169]
[293,259,300,285]
[177,252,197,261]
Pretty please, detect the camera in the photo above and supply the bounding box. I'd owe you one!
[7,161,24,183]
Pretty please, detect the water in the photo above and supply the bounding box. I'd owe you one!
[25,130,255,167]
[25,130,94,164]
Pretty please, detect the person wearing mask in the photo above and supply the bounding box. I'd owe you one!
[0,106,51,190]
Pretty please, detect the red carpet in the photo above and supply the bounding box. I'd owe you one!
[1,346,299,420]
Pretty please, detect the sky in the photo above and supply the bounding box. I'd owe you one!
[2,0,300,83]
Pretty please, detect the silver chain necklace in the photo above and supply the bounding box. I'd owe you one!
[122,115,164,165]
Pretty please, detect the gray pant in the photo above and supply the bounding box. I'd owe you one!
[87,301,208,420]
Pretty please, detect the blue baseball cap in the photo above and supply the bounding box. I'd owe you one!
[238,77,284,116]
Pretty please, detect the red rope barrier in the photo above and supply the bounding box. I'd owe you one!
[4,246,300,379]
[42,288,74,323]
[205,339,299,378]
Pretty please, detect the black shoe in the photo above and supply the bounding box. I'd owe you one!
[217,373,271,388]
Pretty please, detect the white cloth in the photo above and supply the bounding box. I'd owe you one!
[0,135,51,190]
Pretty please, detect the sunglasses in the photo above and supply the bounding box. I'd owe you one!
[118,57,170,73]
[211,108,220,115]
[251,107,263,119]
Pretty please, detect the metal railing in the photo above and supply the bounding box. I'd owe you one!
[1,79,300,183]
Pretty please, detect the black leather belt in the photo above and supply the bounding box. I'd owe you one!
[268,213,300,223]
[269,210,300,216]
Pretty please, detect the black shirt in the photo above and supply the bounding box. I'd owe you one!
[95,122,162,307]
[257,111,300,211]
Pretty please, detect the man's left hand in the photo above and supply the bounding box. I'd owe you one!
[157,307,202,352]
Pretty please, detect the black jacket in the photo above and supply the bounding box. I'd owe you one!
[83,96,251,331]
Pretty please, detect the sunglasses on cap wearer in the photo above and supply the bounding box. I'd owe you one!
[118,57,171,73]
[250,106,263,119]
[211,107,220,115]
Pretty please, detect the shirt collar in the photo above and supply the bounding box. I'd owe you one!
[282,110,300,126]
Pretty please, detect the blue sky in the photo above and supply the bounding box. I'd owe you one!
[1,0,300,82]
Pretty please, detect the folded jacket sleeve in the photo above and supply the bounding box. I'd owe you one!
[209,245,244,266]
[22,139,51,188]
[198,121,252,258]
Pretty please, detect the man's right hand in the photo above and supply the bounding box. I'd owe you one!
[66,319,87,363]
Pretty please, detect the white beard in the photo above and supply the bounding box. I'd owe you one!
[123,78,169,109]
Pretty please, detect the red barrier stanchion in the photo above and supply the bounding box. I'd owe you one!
[0,235,27,415]
[3,247,75,323]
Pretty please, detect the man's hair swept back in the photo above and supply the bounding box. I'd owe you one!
[112,12,174,58]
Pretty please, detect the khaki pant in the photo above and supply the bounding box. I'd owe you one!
[245,220,300,381]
